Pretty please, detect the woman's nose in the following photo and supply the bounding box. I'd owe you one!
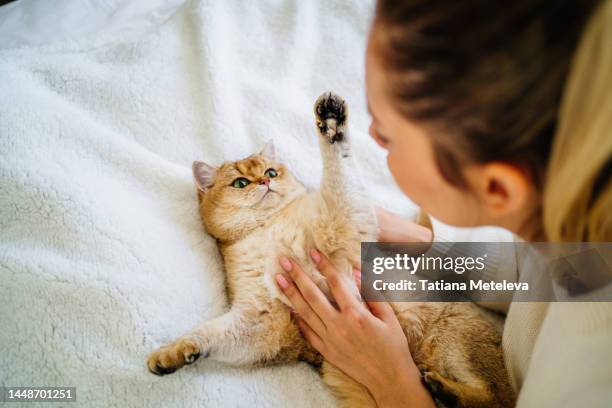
[259,177,270,186]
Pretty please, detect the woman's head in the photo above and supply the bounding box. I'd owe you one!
[366,0,611,241]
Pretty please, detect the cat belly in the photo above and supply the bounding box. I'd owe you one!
[258,219,332,306]
[263,271,292,307]
[261,254,329,307]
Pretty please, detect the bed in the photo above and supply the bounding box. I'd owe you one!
[0,1,511,406]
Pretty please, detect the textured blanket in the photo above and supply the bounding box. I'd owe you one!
[0,1,418,406]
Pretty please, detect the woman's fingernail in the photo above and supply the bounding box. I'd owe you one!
[279,257,292,272]
[310,249,321,263]
[275,274,290,289]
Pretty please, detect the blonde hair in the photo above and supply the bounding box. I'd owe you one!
[544,0,612,242]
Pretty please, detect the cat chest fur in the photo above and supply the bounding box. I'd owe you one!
[220,192,337,309]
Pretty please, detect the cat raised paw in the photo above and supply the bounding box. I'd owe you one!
[314,91,348,144]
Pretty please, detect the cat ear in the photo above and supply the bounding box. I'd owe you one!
[260,139,276,160]
[192,161,217,193]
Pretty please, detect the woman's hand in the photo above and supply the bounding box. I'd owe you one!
[275,249,435,407]
[376,206,433,244]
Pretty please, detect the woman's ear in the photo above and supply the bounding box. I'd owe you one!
[468,162,533,218]
[193,161,217,192]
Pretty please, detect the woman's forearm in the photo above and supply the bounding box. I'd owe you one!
[375,207,433,243]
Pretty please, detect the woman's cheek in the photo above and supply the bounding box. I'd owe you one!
[381,134,484,227]
[386,150,426,204]
[386,148,474,225]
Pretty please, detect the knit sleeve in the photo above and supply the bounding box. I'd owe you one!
[428,217,520,314]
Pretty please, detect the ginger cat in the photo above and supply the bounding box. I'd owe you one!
[147,92,515,408]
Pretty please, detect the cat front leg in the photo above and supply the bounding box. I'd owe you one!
[314,92,355,205]
[147,308,260,375]
[313,92,377,241]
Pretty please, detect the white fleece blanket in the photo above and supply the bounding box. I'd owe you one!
[0,0,421,406]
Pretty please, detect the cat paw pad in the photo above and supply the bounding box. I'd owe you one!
[314,91,347,143]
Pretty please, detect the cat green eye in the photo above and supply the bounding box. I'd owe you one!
[264,168,278,178]
[232,178,251,188]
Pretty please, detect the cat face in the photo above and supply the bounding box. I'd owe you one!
[193,142,306,240]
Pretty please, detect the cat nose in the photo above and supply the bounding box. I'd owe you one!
[259,177,270,186]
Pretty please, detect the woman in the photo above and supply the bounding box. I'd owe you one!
[274,0,612,406]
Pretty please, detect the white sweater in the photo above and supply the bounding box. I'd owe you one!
[431,221,612,407]
[505,302,612,406]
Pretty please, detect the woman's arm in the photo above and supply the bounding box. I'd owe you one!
[376,206,518,314]
[375,207,433,243]
[275,250,435,408]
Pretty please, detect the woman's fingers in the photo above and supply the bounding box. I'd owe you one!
[277,257,336,322]
[366,299,395,321]
[295,317,326,355]
[353,267,362,291]
[275,272,327,335]
[310,249,362,312]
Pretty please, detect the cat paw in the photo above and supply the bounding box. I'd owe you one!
[421,370,445,395]
[314,91,348,144]
[418,366,458,407]
[147,338,205,376]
